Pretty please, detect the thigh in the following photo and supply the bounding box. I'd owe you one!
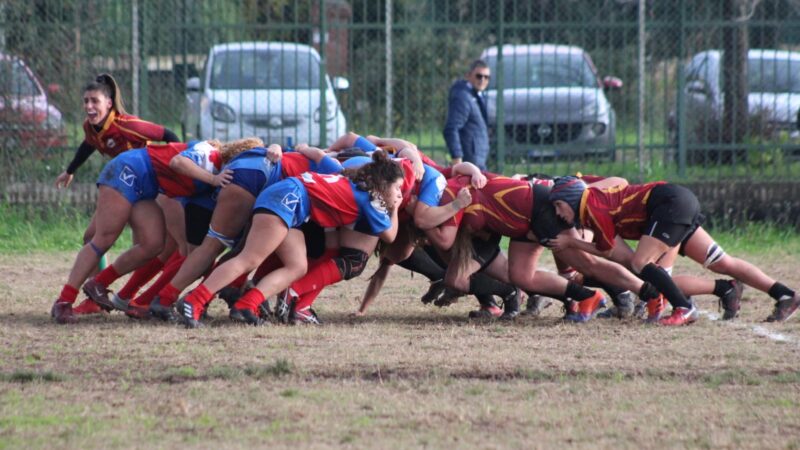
[129,200,166,248]
[634,235,673,270]
[209,184,255,237]
[274,229,308,269]
[93,186,132,241]
[339,227,379,254]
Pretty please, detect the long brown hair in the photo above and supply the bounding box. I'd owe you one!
[84,73,127,114]
[448,226,474,279]
[342,151,403,206]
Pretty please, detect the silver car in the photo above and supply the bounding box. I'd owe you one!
[481,44,622,160]
[183,42,348,147]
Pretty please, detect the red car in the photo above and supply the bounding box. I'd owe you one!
[0,52,66,152]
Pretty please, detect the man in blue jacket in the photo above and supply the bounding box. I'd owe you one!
[443,60,491,170]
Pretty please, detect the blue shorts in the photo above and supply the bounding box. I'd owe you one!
[252,178,311,228]
[230,168,269,197]
[96,149,158,204]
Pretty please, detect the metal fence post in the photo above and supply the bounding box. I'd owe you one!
[637,0,646,181]
[385,0,393,137]
[677,0,687,176]
[495,2,505,172]
[319,0,328,146]
[132,0,140,116]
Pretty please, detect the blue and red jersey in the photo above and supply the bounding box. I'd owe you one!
[83,110,166,158]
[296,172,391,234]
[146,141,221,198]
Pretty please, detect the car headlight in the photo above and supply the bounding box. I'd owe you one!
[313,104,338,123]
[211,101,236,123]
[591,123,607,136]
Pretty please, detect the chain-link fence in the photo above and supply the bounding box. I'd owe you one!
[2,0,800,202]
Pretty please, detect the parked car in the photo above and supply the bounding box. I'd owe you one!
[670,49,800,161]
[182,41,349,147]
[481,44,622,160]
[0,52,66,152]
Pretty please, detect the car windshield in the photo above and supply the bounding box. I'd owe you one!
[748,56,800,93]
[0,59,39,97]
[486,52,597,89]
[210,48,321,89]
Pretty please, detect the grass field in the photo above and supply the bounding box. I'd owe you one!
[1,239,800,449]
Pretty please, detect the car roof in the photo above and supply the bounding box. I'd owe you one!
[481,44,586,57]
[695,48,800,61]
[211,41,318,55]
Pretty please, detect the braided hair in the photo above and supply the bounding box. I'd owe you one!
[84,73,127,114]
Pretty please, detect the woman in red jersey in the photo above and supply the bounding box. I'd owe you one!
[549,177,800,325]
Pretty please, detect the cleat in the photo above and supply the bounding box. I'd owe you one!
[719,280,744,320]
[420,280,446,305]
[82,279,115,311]
[72,298,108,315]
[149,297,177,322]
[564,291,605,323]
[562,300,578,319]
[433,288,461,308]
[766,294,800,323]
[124,302,151,320]
[275,289,296,324]
[175,297,204,329]
[644,295,667,324]
[598,291,637,319]
[521,295,552,317]
[110,294,130,312]
[658,305,698,326]
[229,308,266,326]
[51,300,77,324]
[257,299,272,319]
[468,305,503,319]
[218,286,243,310]
[633,300,647,319]
[499,288,522,321]
[290,307,322,325]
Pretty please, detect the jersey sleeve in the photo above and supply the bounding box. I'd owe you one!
[179,141,221,173]
[416,165,447,207]
[353,135,379,152]
[355,191,392,234]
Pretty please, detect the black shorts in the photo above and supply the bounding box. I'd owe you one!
[517,183,572,245]
[472,234,502,271]
[184,202,213,246]
[645,184,704,247]
[300,221,327,259]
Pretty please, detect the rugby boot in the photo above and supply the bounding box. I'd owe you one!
[51,300,77,324]
[72,298,108,315]
[658,305,699,326]
[719,280,744,320]
[765,294,800,322]
[564,291,605,323]
[644,295,667,324]
[82,279,115,311]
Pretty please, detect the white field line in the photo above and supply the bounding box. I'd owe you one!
[698,310,797,345]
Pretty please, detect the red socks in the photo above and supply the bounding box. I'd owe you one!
[131,253,187,307]
[94,265,122,287]
[59,285,79,304]
[291,259,343,297]
[184,284,213,307]
[234,288,266,312]
[157,283,181,306]
[116,256,165,300]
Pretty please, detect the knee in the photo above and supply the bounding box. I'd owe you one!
[630,255,654,275]
[336,247,370,281]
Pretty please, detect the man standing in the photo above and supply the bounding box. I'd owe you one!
[443,60,491,170]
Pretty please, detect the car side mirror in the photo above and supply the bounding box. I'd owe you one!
[332,76,350,91]
[686,80,709,96]
[186,77,200,92]
[602,76,623,90]
[47,83,62,95]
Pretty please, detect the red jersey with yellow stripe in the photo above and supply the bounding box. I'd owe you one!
[439,175,532,238]
[579,181,667,251]
[83,111,166,158]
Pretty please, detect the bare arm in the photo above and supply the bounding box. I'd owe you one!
[548,232,613,258]
[378,207,400,243]
[352,261,393,316]
[588,177,628,190]
[413,187,471,230]
[424,225,458,252]
[294,143,326,163]
[169,155,232,187]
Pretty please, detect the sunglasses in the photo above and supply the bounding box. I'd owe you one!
[475,74,491,81]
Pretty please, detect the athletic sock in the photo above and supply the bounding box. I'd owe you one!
[158,283,181,306]
[475,294,499,308]
[132,253,186,307]
[293,287,324,311]
[768,282,795,301]
[397,247,446,281]
[117,256,165,300]
[94,265,121,288]
[185,284,213,307]
[468,272,515,298]
[229,272,248,290]
[59,285,79,304]
[565,281,597,302]
[713,279,735,298]
[639,263,692,309]
[291,259,343,297]
[234,288,266,311]
[584,276,626,304]
[638,281,661,301]
[253,254,283,284]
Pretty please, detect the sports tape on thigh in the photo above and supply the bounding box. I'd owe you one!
[207,226,237,249]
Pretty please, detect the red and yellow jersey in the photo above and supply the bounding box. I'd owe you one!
[146,142,222,197]
[439,175,532,238]
[579,181,667,251]
[83,110,166,158]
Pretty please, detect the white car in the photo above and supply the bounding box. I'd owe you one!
[183,42,348,147]
[481,44,622,160]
